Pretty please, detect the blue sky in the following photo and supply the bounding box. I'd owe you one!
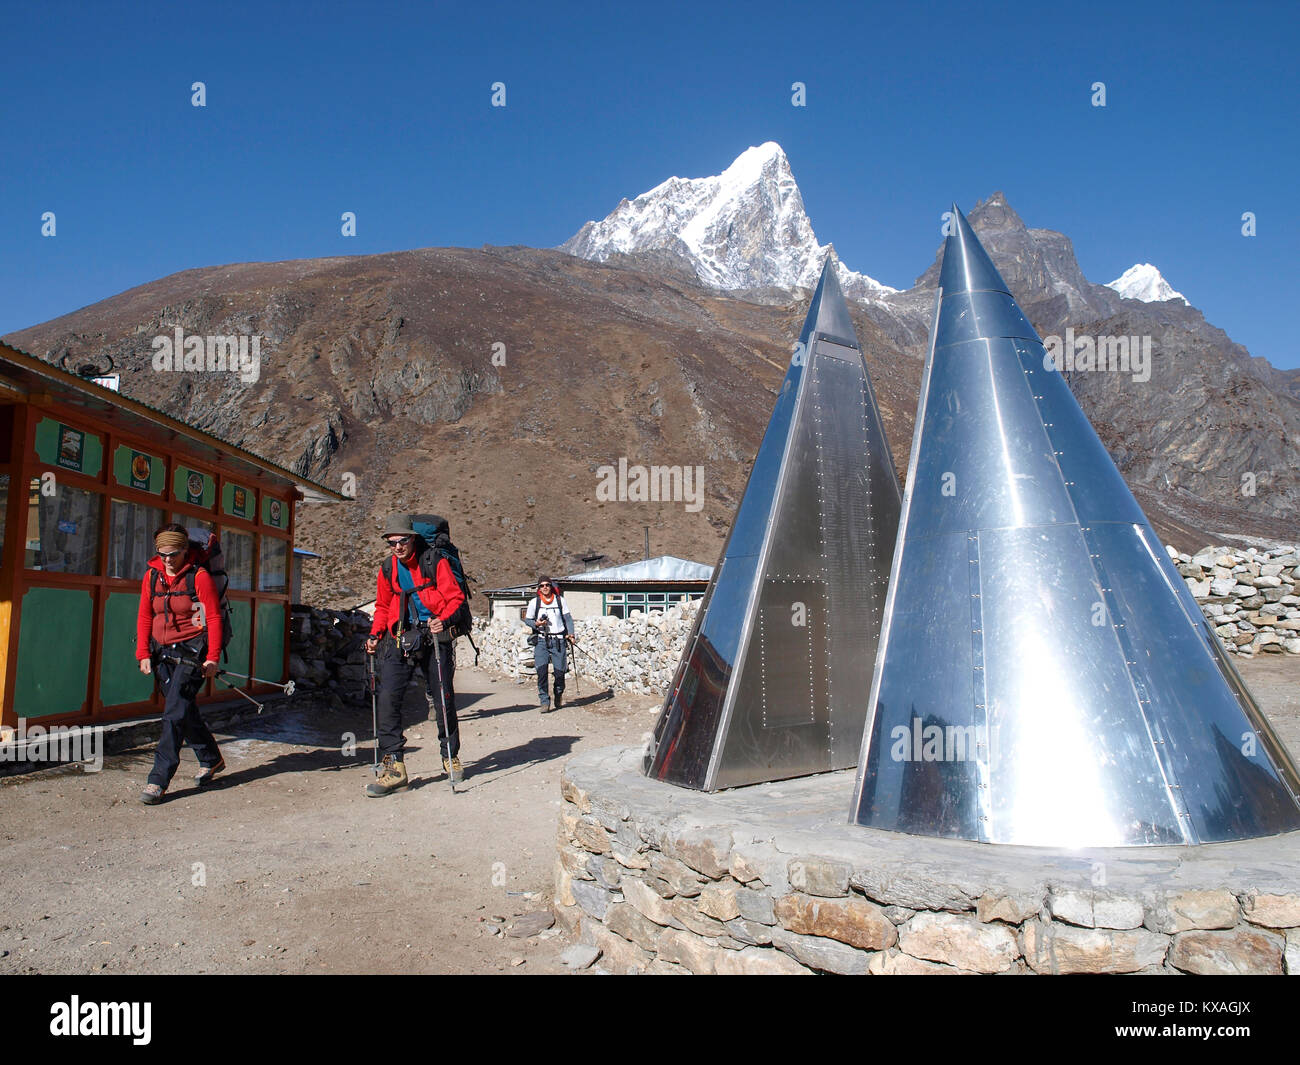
[2,0,1297,366]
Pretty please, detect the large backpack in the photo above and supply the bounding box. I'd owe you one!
[383,514,478,661]
[150,531,235,661]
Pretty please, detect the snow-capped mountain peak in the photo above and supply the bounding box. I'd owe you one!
[1106,263,1188,305]
[561,143,895,300]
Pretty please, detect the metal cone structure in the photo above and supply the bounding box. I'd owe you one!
[645,260,903,791]
[850,206,1300,846]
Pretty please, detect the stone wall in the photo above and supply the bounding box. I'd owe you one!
[471,599,701,696]
[1170,544,1300,657]
[555,747,1300,975]
[472,545,1298,700]
[288,605,373,708]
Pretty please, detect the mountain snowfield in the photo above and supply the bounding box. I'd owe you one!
[561,142,896,301]
[1106,263,1188,305]
[565,142,1190,313]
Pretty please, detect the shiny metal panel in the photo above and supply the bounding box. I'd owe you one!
[933,291,1038,349]
[647,259,903,790]
[1093,521,1300,840]
[850,206,1300,844]
[906,338,1076,539]
[938,206,1010,296]
[976,524,1185,846]
[645,367,800,788]
[855,531,982,836]
[1015,337,1148,528]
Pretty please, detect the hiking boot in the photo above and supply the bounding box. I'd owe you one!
[195,757,226,787]
[446,756,463,783]
[140,783,165,805]
[365,756,408,797]
[553,690,563,710]
[538,697,551,713]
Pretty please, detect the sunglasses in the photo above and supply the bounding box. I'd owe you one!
[386,536,414,547]
[538,583,552,588]
[158,550,184,559]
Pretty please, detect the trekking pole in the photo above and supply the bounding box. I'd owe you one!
[567,636,580,697]
[157,651,267,712]
[429,625,459,794]
[366,649,379,776]
[216,668,296,695]
[213,674,265,714]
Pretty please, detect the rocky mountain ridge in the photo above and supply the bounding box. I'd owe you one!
[562,142,895,304]
[7,173,1298,606]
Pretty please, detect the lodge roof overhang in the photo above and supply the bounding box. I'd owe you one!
[0,340,348,503]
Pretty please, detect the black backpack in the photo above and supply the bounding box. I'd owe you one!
[383,515,478,659]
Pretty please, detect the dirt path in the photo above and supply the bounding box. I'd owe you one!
[0,666,659,975]
[2,656,1297,975]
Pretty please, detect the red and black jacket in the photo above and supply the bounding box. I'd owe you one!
[136,551,223,662]
[371,554,466,637]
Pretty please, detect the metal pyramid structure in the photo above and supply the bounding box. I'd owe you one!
[849,206,1300,846]
[644,260,902,790]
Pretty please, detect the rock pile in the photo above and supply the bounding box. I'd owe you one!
[1169,543,1300,657]
[470,543,1299,700]
[471,599,702,695]
[288,605,373,709]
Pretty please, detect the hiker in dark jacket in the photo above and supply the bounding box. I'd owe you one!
[135,523,225,805]
[364,514,466,795]
[526,577,573,711]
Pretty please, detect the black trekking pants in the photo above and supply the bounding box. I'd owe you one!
[148,640,222,788]
[376,634,458,760]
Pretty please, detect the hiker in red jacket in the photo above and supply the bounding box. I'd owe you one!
[135,523,225,805]
[363,513,466,796]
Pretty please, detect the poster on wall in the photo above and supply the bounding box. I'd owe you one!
[269,499,282,527]
[130,451,152,490]
[233,486,248,517]
[186,471,205,505]
[57,425,85,472]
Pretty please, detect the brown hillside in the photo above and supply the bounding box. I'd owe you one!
[7,246,1289,609]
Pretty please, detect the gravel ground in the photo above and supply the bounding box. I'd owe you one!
[1,655,1297,975]
[0,666,658,975]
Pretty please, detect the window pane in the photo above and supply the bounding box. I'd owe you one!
[606,605,625,618]
[224,529,254,591]
[259,535,287,592]
[606,593,624,604]
[172,513,214,539]
[648,593,666,603]
[26,480,101,573]
[109,499,163,579]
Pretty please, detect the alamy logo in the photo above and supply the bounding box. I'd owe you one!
[50,997,151,1045]
[890,716,1000,766]
[152,327,261,383]
[596,458,704,512]
[1042,328,1151,382]
[0,718,102,770]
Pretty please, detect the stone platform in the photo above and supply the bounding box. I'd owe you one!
[556,746,1300,974]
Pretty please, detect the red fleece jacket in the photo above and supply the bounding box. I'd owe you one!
[136,552,223,662]
[371,554,465,636]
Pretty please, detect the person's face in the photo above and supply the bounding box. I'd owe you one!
[538,582,551,594]
[387,535,416,563]
[159,548,184,575]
